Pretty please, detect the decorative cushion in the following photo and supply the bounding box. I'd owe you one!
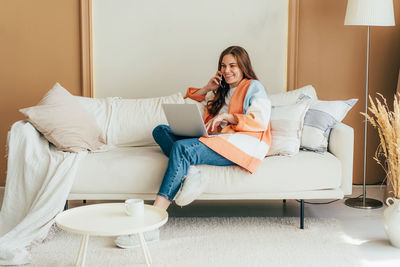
[269,85,317,106]
[300,97,358,152]
[75,96,115,143]
[20,83,106,152]
[267,97,311,156]
[107,93,185,146]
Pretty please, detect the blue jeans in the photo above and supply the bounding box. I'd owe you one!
[152,125,235,202]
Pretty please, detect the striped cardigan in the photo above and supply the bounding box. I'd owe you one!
[184,78,272,173]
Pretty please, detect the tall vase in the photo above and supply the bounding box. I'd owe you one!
[383,197,400,248]
[384,183,394,203]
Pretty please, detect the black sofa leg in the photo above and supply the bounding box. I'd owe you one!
[83,200,87,204]
[64,200,68,211]
[300,200,304,229]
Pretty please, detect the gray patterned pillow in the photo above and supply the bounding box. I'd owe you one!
[299,95,357,152]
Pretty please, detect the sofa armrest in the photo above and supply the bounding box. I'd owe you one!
[328,122,354,195]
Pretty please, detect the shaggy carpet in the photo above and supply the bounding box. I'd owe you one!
[29,217,361,267]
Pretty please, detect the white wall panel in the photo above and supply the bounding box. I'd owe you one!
[92,0,288,98]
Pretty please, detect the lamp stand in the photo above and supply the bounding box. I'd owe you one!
[345,26,383,209]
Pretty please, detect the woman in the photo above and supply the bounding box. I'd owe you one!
[115,45,272,248]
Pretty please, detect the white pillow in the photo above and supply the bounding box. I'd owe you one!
[269,85,317,106]
[267,98,311,156]
[300,98,358,152]
[108,93,185,146]
[75,96,115,143]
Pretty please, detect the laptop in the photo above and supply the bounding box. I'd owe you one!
[162,104,214,137]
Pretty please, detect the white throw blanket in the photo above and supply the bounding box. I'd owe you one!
[0,121,85,265]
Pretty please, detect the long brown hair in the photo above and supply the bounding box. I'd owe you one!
[207,46,258,116]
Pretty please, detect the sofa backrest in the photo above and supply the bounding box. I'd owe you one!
[76,86,318,148]
[76,93,184,146]
[107,93,184,146]
[76,96,115,143]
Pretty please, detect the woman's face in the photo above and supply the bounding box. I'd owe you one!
[220,54,243,88]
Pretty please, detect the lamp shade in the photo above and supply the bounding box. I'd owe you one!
[345,0,395,26]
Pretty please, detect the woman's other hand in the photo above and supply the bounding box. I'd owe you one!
[205,113,237,133]
[205,114,224,134]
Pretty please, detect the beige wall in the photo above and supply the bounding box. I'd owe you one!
[92,0,289,98]
[0,0,82,186]
[0,0,399,186]
[296,0,400,185]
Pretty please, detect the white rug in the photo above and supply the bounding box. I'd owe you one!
[29,217,361,267]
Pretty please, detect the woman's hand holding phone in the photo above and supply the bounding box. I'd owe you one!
[194,71,224,97]
[203,71,223,91]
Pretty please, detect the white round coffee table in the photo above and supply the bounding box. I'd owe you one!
[55,203,168,267]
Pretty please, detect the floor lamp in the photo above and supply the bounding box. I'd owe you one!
[344,0,395,209]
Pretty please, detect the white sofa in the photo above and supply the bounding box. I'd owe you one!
[67,87,354,229]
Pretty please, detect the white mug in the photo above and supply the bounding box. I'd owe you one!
[124,199,144,217]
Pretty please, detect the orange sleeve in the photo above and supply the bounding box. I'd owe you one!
[184,87,206,102]
[231,113,266,132]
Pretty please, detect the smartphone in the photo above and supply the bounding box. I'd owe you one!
[220,75,229,90]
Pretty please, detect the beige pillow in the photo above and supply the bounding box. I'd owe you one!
[107,93,185,146]
[267,97,311,156]
[20,83,106,152]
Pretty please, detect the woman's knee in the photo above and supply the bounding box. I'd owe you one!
[152,124,169,141]
[170,139,198,159]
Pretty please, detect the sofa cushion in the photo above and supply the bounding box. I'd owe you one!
[107,93,184,146]
[71,147,342,195]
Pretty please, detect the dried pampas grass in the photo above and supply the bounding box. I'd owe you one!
[363,93,400,199]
